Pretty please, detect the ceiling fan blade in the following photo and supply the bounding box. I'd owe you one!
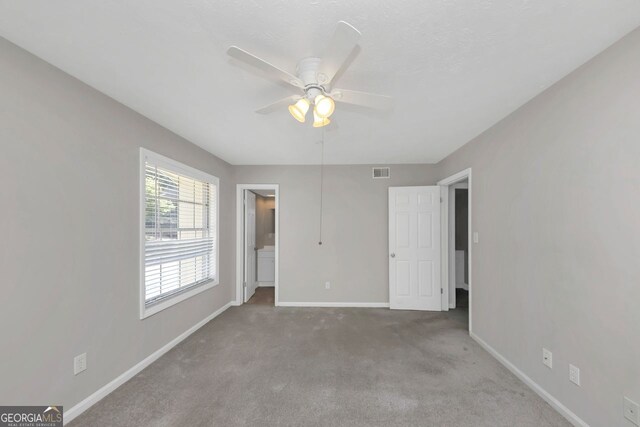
[330,89,393,110]
[317,21,361,86]
[227,46,304,89]
[256,95,300,114]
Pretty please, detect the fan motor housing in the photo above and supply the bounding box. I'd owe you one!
[297,57,325,96]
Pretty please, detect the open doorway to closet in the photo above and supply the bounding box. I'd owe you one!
[235,184,279,306]
[438,169,472,332]
[449,181,469,311]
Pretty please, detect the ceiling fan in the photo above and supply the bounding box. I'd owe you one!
[227,21,392,128]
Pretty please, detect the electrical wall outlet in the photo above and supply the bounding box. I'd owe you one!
[542,348,553,369]
[74,353,87,375]
[325,281,331,290]
[624,397,640,426]
[569,364,580,386]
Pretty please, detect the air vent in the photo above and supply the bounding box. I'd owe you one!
[372,167,390,179]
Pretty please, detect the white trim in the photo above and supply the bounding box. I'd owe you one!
[141,148,222,184]
[471,332,589,427]
[438,168,472,332]
[440,185,450,311]
[236,184,280,306]
[139,148,220,319]
[257,282,275,287]
[448,185,455,308]
[64,301,234,425]
[141,281,217,318]
[277,302,390,308]
[438,168,472,186]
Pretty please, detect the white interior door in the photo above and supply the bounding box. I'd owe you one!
[244,191,257,302]
[389,186,441,311]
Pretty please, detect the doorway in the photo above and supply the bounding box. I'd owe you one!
[449,181,469,310]
[438,169,472,332]
[235,184,279,306]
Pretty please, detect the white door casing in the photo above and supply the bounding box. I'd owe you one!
[244,191,257,302]
[389,186,441,311]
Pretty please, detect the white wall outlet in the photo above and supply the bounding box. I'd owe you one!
[542,348,553,369]
[74,353,87,375]
[473,231,479,243]
[325,281,331,290]
[569,364,580,386]
[624,397,640,426]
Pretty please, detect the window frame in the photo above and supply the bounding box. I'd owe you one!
[139,148,220,319]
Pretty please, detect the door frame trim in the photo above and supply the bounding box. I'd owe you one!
[243,190,257,303]
[235,184,280,306]
[438,168,473,333]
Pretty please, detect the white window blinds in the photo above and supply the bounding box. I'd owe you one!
[143,153,218,307]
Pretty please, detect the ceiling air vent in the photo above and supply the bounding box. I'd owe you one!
[372,167,390,179]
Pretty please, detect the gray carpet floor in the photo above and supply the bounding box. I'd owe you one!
[69,304,569,426]
[246,287,275,305]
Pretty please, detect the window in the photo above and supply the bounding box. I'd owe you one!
[140,148,219,318]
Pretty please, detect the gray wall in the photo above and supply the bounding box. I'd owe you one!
[436,27,640,426]
[255,195,275,249]
[235,165,439,303]
[0,37,235,410]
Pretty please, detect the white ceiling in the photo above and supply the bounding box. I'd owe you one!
[1,1,639,165]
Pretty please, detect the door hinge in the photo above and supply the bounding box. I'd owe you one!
[243,281,247,288]
[440,197,443,203]
[441,288,443,294]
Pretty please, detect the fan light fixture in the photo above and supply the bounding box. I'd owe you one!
[314,95,335,118]
[312,109,331,128]
[288,98,310,123]
[228,21,393,127]
[288,95,335,127]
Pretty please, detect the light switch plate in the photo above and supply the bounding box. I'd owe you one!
[624,397,640,426]
[473,232,479,243]
[542,348,552,369]
[74,353,87,375]
[569,364,580,386]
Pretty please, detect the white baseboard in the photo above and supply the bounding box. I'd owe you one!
[470,332,589,427]
[277,302,389,308]
[257,282,274,287]
[457,283,469,291]
[64,301,234,425]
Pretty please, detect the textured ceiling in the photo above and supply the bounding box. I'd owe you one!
[1,1,639,165]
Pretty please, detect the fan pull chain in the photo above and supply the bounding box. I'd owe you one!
[318,126,325,246]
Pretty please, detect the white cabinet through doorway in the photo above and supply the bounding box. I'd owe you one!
[257,246,275,283]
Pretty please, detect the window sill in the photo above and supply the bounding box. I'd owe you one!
[140,279,219,319]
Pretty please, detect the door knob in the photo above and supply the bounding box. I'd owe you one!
[390,253,396,258]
